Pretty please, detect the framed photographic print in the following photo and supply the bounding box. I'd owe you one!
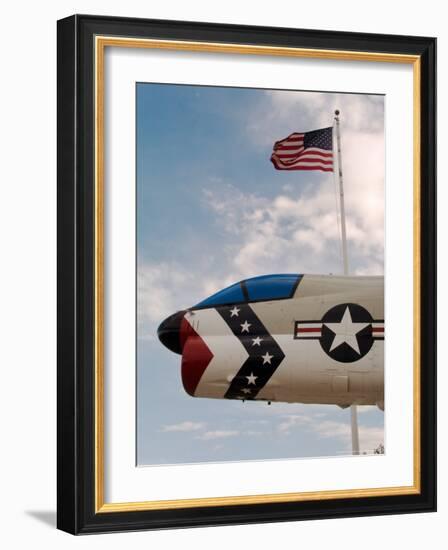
[57,15,436,534]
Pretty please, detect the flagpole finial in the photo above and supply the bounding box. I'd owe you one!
[335,109,340,116]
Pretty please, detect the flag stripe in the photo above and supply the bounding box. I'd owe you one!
[275,152,305,158]
[299,148,333,157]
[272,155,333,164]
[274,152,333,161]
[275,149,332,158]
[274,142,302,148]
[271,157,333,172]
[271,162,333,172]
[275,145,305,151]
[275,154,333,164]
[275,147,332,157]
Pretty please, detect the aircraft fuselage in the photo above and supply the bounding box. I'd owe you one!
[158,274,384,410]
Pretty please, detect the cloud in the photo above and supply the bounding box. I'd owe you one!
[157,408,383,454]
[358,427,385,453]
[356,405,379,414]
[138,261,212,340]
[311,420,384,453]
[160,421,206,433]
[246,90,384,149]
[138,261,188,324]
[313,420,352,440]
[196,430,240,441]
[236,89,385,277]
[272,409,383,453]
[277,414,313,434]
[195,428,267,441]
[245,430,264,437]
[203,177,383,281]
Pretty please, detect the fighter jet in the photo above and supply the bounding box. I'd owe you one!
[157,274,384,410]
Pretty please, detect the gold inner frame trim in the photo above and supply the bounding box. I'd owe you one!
[94,35,421,513]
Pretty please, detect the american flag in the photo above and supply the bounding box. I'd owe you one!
[270,126,334,172]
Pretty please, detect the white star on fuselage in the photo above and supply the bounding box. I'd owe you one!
[324,306,370,355]
[240,321,251,333]
[230,306,240,317]
[252,337,262,346]
[241,388,252,395]
[262,352,273,364]
[246,373,258,385]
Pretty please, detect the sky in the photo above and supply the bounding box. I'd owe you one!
[136,82,385,465]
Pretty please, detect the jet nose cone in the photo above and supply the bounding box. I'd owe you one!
[157,310,187,354]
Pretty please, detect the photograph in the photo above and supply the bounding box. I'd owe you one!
[136,83,385,465]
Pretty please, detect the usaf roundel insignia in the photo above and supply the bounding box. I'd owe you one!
[294,303,384,363]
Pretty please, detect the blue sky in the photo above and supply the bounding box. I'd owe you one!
[136,83,385,465]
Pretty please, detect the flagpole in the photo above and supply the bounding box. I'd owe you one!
[334,109,360,456]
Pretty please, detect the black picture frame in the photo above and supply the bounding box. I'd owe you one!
[57,14,436,534]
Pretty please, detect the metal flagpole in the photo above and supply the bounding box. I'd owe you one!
[334,109,360,456]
